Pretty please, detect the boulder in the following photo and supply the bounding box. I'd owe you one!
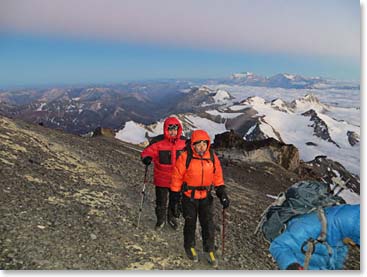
[347,131,360,146]
[92,127,116,138]
[213,130,300,171]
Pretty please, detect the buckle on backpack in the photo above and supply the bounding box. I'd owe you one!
[301,238,316,255]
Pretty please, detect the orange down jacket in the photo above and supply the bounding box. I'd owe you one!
[171,130,224,199]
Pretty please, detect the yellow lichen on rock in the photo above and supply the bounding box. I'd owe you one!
[24,175,45,184]
[149,256,172,269]
[0,157,14,166]
[87,208,106,216]
[0,133,11,140]
[126,262,155,270]
[72,188,117,215]
[0,138,28,153]
[1,116,117,188]
[126,245,144,252]
[47,196,66,206]
[40,147,116,187]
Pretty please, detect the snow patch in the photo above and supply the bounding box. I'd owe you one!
[213,90,231,103]
[245,124,257,136]
[36,103,46,111]
[229,104,251,111]
[115,121,153,144]
[205,110,242,119]
[184,115,227,142]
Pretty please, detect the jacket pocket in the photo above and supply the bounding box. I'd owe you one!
[159,150,171,165]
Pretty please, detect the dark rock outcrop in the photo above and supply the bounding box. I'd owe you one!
[347,131,360,146]
[92,127,116,138]
[298,155,360,194]
[213,130,299,171]
[302,109,339,147]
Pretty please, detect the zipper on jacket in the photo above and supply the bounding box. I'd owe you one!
[201,158,204,187]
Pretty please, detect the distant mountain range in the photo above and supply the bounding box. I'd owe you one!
[228,72,360,90]
[0,82,193,134]
[116,88,360,176]
[0,72,359,139]
[229,72,331,89]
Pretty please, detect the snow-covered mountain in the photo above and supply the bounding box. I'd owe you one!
[115,113,227,146]
[228,72,327,89]
[1,73,358,134]
[116,91,359,176]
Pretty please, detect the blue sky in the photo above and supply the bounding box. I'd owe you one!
[0,0,361,87]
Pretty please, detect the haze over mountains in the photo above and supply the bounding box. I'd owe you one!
[0,72,360,176]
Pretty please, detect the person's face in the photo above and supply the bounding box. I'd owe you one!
[167,124,179,137]
[168,129,178,137]
[193,140,208,156]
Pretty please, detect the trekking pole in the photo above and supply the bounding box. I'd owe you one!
[222,208,227,257]
[137,165,149,229]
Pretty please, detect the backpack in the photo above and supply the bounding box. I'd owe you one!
[255,180,345,242]
[180,140,217,197]
[148,134,186,146]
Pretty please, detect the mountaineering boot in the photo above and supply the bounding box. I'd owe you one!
[155,220,165,231]
[185,247,199,262]
[155,206,166,231]
[167,209,178,230]
[167,216,178,230]
[204,251,218,268]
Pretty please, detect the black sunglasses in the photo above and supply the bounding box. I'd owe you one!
[193,140,208,146]
[168,124,179,131]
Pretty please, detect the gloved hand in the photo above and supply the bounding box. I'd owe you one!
[286,263,304,270]
[169,191,181,218]
[142,156,152,166]
[216,185,230,209]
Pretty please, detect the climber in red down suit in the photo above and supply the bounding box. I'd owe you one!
[141,117,186,230]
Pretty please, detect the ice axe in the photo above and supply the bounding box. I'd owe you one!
[330,177,350,196]
[137,165,149,228]
[222,207,227,257]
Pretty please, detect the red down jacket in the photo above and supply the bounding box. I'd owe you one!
[141,117,186,188]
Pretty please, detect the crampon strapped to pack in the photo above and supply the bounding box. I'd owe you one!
[255,179,346,243]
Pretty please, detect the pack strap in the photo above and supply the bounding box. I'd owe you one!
[185,148,216,173]
[302,239,315,270]
[301,207,332,270]
[182,182,214,192]
[254,192,287,238]
[182,183,214,200]
[191,156,211,161]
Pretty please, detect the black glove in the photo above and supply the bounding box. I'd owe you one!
[286,263,304,270]
[169,191,181,218]
[142,156,152,166]
[216,186,230,209]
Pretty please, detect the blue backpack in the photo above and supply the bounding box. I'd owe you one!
[255,180,345,242]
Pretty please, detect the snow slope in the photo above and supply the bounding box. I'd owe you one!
[116,83,360,176]
[241,96,360,175]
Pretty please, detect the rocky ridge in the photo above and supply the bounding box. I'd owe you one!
[0,116,359,270]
